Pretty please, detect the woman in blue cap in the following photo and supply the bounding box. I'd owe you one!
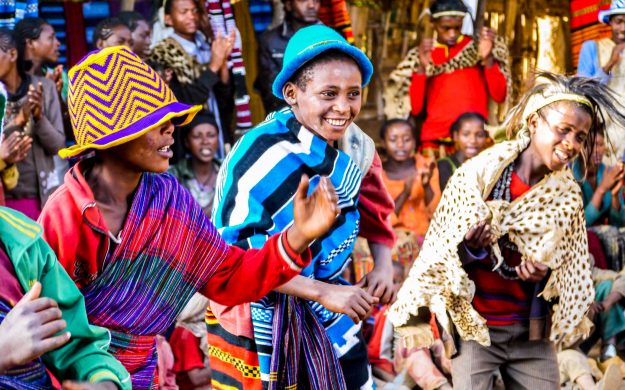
[208,24,397,389]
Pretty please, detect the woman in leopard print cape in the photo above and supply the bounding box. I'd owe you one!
[389,73,625,357]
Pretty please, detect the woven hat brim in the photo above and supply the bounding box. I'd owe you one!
[59,102,202,159]
[599,9,625,23]
[271,41,373,100]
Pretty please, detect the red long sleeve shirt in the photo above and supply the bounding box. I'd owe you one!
[409,36,507,144]
[38,164,311,306]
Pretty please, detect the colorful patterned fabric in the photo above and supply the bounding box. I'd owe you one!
[60,46,201,158]
[211,108,363,388]
[78,172,230,389]
[318,0,354,43]
[268,294,346,390]
[205,0,253,132]
[0,0,37,29]
[206,307,262,389]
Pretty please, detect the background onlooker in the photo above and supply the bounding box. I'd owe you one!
[149,0,235,161]
[0,28,64,219]
[93,17,133,49]
[254,0,321,113]
[437,112,488,191]
[118,11,152,59]
[169,111,220,216]
[380,118,441,244]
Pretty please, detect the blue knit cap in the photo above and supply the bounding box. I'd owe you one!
[272,25,373,100]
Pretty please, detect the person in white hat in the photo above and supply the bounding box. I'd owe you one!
[578,0,625,85]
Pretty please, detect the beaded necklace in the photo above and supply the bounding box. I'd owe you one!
[490,163,520,280]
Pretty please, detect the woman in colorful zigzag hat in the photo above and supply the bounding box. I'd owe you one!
[37,45,340,389]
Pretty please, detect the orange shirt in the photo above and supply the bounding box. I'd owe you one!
[382,154,442,237]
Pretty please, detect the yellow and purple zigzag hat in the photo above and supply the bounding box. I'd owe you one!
[59,46,201,159]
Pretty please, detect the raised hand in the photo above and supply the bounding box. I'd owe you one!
[419,159,435,188]
[208,30,235,74]
[418,38,434,72]
[27,83,44,122]
[0,132,33,164]
[478,27,496,61]
[288,175,340,253]
[0,282,70,374]
[46,65,64,95]
[599,163,625,193]
[318,283,378,323]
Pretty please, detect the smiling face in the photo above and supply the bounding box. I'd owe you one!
[433,15,464,46]
[383,122,416,162]
[165,0,200,40]
[184,122,219,164]
[527,101,593,172]
[283,58,362,143]
[610,14,625,44]
[109,121,175,173]
[453,118,487,159]
[29,24,60,63]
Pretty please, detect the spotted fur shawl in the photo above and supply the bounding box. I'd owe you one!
[383,36,512,119]
[388,131,594,347]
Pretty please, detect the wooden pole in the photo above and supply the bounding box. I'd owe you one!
[474,0,487,34]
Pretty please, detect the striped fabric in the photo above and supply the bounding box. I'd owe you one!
[80,172,229,389]
[318,0,354,43]
[570,0,612,67]
[61,46,199,158]
[0,300,52,389]
[205,0,253,131]
[269,294,346,390]
[211,108,363,388]
[205,307,263,389]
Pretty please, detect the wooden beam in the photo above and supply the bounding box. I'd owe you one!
[474,0,487,33]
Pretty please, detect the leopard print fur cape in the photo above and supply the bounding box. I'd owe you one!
[383,36,512,119]
[388,130,594,347]
[149,37,206,85]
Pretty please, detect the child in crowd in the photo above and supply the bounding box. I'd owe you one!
[391,73,625,388]
[38,46,340,389]
[437,112,488,191]
[118,11,152,60]
[169,111,220,216]
[368,261,452,390]
[573,131,625,227]
[381,118,441,243]
[93,17,133,49]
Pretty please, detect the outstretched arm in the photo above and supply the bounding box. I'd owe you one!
[202,176,341,305]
